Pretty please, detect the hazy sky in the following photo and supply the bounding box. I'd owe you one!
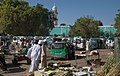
[27,0,120,26]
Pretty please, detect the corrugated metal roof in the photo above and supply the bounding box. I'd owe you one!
[50,26,117,37]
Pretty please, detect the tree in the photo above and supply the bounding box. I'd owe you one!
[69,16,101,38]
[0,0,32,35]
[114,10,120,36]
[0,0,52,36]
[29,3,50,36]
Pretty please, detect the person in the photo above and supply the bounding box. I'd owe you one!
[39,40,47,69]
[27,40,41,73]
[22,46,28,55]
[89,49,100,59]
[0,55,7,71]
[0,42,7,71]
[86,40,90,51]
[10,41,20,54]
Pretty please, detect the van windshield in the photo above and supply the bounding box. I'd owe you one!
[52,43,65,49]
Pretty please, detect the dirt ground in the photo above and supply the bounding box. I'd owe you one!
[0,49,111,76]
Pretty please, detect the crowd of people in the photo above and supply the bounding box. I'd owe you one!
[0,36,48,75]
[0,36,115,75]
[73,38,114,51]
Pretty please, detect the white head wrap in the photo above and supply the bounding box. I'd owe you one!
[38,40,44,44]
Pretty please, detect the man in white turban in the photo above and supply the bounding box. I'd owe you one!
[27,40,41,73]
[39,39,47,69]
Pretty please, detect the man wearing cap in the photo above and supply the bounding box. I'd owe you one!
[27,40,41,73]
[40,39,47,69]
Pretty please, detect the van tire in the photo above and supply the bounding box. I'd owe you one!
[51,57,54,60]
[65,55,69,60]
[69,53,75,60]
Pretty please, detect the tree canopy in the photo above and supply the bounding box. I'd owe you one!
[69,16,102,38]
[114,10,120,36]
[0,0,53,36]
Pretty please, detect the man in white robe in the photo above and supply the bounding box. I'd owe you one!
[27,40,41,73]
[40,40,47,69]
[86,40,90,51]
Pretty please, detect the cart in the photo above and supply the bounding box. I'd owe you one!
[11,52,31,65]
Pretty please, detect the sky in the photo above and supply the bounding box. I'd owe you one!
[27,0,120,26]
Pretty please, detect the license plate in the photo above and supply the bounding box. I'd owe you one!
[55,50,61,53]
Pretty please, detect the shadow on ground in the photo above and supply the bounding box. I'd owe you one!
[7,67,26,73]
[0,74,3,76]
[6,63,27,73]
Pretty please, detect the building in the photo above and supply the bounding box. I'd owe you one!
[50,26,70,36]
[99,26,117,38]
[50,26,117,38]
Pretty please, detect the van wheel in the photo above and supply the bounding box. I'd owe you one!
[65,55,69,60]
[69,54,75,60]
[51,57,54,60]
[72,54,75,59]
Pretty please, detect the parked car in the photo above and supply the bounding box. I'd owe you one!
[50,41,75,59]
[89,38,100,49]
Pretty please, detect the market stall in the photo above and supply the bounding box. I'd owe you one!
[34,61,96,76]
